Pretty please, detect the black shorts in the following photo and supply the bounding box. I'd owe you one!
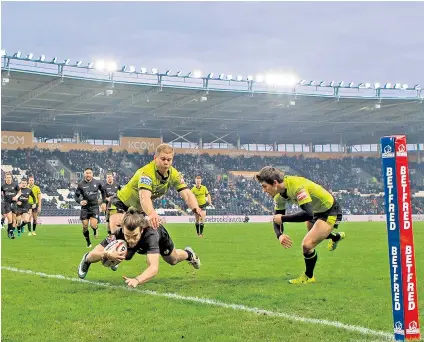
[125,226,174,259]
[107,196,129,222]
[80,205,99,221]
[313,200,343,229]
[199,203,208,210]
[2,201,16,215]
[16,205,31,216]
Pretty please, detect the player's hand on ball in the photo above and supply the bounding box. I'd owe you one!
[273,214,283,225]
[279,234,293,249]
[123,276,139,288]
[107,249,126,262]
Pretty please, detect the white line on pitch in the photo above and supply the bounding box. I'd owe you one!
[2,266,393,340]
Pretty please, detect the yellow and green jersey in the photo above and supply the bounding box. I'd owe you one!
[117,160,188,210]
[273,194,287,212]
[283,176,334,213]
[28,184,41,204]
[191,185,209,206]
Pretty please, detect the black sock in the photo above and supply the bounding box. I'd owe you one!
[8,223,13,233]
[200,223,204,234]
[83,230,90,244]
[1,218,4,225]
[18,222,25,233]
[195,223,200,235]
[27,222,32,232]
[185,249,193,260]
[32,223,37,232]
[326,233,341,242]
[92,227,98,235]
[304,250,318,278]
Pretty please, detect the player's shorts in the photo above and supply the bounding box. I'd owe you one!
[2,201,17,215]
[16,205,31,216]
[199,203,208,210]
[107,196,129,221]
[313,200,343,229]
[80,205,100,221]
[136,225,175,257]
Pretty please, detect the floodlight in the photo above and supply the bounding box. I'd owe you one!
[319,81,326,87]
[384,83,392,89]
[365,83,371,88]
[51,57,57,63]
[187,72,193,77]
[88,61,94,68]
[218,74,225,80]
[64,59,71,65]
[227,74,233,80]
[310,80,316,86]
[348,82,354,87]
[413,84,421,90]
[39,55,46,62]
[14,51,21,58]
[329,81,335,87]
[27,53,34,60]
[374,82,381,89]
[0,50,6,57]
[151,68,158,74]
[176,71,182,76]
[207,73,214,79]
[401,84,408,90]
[95,60,105,71]
[256,74,264,83]
[140,67,147,73]
[394,83,401,89]
[338,81,344,87]
[247,75,253,81]
[76,61,83,67]
[299,80,306,85]
[193,70,202,78]
[128,65,136,73]
[165,70,171,75]
[236,75,243,81]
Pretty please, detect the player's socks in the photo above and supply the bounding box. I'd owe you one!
[326,232,340,242]
[83,230,91,247]
[304,250,318,278]
[328,232,346,251]
[199,223,204,235]
[8,223,13,233]
[1,218,4,225]
[195,223,200,235]
[185,248,193,260]
[32,222,37,232]
[27,222,32,232]
[92,227,98,238]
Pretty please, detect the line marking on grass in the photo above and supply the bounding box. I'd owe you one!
[2,266,393,340]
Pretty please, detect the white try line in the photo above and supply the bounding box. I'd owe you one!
[2,266,393,340]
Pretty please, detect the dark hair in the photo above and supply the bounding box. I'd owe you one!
[122,207,149,231]
[195,176,202,179]
[21,178,28,182]
[255,166,284,185]
[84,168,93,172]
[106,171,113,176]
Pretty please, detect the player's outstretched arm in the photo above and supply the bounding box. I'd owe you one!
[281,202,314,223]
[86,244,126,264]
[123,253,160,288]
[179,189,201,214]
[139,189,161,228]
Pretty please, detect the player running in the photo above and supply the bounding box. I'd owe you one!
[103,171,121,235]
[15,178,36,237]
[78,207,200,286]
[74,168,107,247]
[1,173,20,239]
[256,166,345,284]
[28,175,42,235]
[190,176,212,237]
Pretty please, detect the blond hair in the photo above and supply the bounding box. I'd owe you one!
[155,143,174,155]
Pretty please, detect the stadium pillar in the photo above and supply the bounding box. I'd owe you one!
[199,136,203,149]
[273,141,277,152]
[74,132,80,144]
[237,136,241,150]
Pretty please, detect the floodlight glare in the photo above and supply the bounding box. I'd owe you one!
[374,82,381,89]
[401,84,408,90]
[236,75,243,81]
[218,74,225,80]
[14,51,21,58]
[39,55,46,62]
[256,74,264,83]
[193,70,202,78]
[27,53,34,60]
[64,59,71,65]
[107,61,117,72]
[0,50,6,57]
[76,61,83,67]
[140,67,147,73]
[365,83,371,88]
[151,68,158,74]
[394,83,401,89]
[227,74,233,80]
[95,60,105,71]
[128,65,136,73]
[247,75,253,81]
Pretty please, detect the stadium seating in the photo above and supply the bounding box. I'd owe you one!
[1,148,423,216]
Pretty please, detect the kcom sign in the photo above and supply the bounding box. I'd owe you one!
[1,131,33,149]
[120,137,161,153]
[128,141,155,150]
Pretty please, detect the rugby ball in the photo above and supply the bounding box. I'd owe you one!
[102,239,128,267]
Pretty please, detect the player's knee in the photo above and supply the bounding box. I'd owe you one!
[165,257,178,266]
[302,239,315,253]
[82,225,89,231]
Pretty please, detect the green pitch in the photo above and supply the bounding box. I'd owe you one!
[2,222,423,342]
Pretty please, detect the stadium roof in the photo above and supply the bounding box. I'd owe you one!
[1,55,423,145]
